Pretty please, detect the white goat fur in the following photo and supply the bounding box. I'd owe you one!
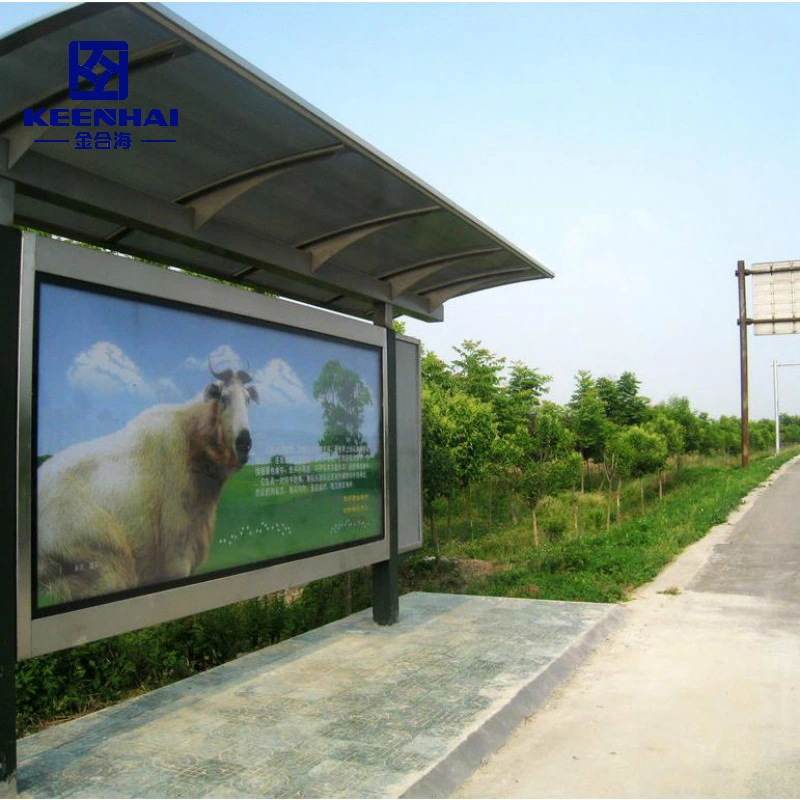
[38,381,252,603]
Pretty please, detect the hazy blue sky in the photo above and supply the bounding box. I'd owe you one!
[4,2,800,419]
[37,281,381,458]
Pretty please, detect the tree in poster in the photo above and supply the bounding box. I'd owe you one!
[313,360,373,453]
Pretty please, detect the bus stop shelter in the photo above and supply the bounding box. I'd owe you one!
[0,3,553,794]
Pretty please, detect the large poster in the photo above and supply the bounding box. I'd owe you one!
[34,277,383,614]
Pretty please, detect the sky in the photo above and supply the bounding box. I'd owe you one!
[4,2,800,420]
[37,281,382,459]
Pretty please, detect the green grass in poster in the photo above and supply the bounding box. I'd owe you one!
[197,455,383,574]
[35,456,382,609]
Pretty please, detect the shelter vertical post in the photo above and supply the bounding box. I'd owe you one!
[0,179,20,797]
[372,302,399,625]
[737,260,750,468]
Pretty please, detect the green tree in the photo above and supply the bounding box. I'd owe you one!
[659,396,703,455]
[567,371,609,489]
[447,391,497,533]
[519,403,582,546]
[493,362,551,438]
[452,340,505,404]
[597,371,649,427]
[616,371,650,426]
[612,426,669,512]
[421,350,454,394]
[646,413,685,495]
[313,360,372,453]
[420,386,458,557]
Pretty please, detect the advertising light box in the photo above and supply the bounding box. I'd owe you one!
[17,234,390,658]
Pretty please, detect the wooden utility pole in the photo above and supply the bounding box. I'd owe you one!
[737,260,750,468]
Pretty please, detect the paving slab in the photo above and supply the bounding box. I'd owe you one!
[16,592,623,799]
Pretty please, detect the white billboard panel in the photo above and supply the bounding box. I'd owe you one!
[751,261,800,335]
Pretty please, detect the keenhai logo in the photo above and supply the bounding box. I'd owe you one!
[25,40,178,150]
[69,40,129,100]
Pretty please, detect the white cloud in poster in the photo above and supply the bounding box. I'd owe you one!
[208,344,242,371]
[253,359,311,407]
[186,346,251,376]
[67,341,181,401]
[181,355,205,371]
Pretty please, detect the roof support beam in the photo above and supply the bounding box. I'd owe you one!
[178,144,345,230]
[298,206,441,271]
[2,148,441,320]
[423,269,540,311]
[0,38,191,168]
[104,143,346,241]
[3,98,81,170]
[378,246,502,297]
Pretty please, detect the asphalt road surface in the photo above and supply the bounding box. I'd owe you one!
[455,456,800,799]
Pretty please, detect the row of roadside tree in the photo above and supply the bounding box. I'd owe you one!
[420,339,800,553]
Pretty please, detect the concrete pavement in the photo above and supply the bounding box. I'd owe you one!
[16,593,622,798]
[455,456,800,799]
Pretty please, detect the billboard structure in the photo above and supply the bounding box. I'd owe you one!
[15,233,419,658]
[751,261,800,336]
[735,259,800,466]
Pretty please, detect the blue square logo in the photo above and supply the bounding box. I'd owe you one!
[69,40,129,101]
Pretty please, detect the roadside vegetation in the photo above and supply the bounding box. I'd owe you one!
[16,336,800,736]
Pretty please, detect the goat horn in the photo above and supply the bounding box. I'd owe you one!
[208,356,233,383]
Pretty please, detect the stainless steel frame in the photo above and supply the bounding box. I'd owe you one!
[17,232,389,659]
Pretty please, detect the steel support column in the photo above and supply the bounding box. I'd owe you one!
[773,360,780,455]
[737,260,750,468]
[371,302,399,625]
[0,186,20,796]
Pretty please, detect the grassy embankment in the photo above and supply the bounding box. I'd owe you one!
[16,448,797,735]
[407,449,799,601]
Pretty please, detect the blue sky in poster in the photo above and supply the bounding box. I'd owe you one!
[36,282,382,461]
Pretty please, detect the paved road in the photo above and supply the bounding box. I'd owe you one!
[455,456,800,799]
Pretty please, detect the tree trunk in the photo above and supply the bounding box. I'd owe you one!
[510,493,518,525]
[344,571,352,616]
[488,479,493,529]
[581,461,586,494]
[430,509,441,560]
[616,478,622,522]
[606,495,611,531]
[658,471,663,500]
[447,495,453,535]
[572,494,579,536]
[640,480,645,512]
[466,484,473,534]
[532,505,540,547]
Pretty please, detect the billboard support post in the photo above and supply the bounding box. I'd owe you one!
[737,260,750,468]
[0,208,20,796]
[372,302,399,625]
[773,360,780,455]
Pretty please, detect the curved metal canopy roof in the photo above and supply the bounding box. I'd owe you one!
[0,2,553,322]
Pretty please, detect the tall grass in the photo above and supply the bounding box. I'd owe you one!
[448,450,798,602]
